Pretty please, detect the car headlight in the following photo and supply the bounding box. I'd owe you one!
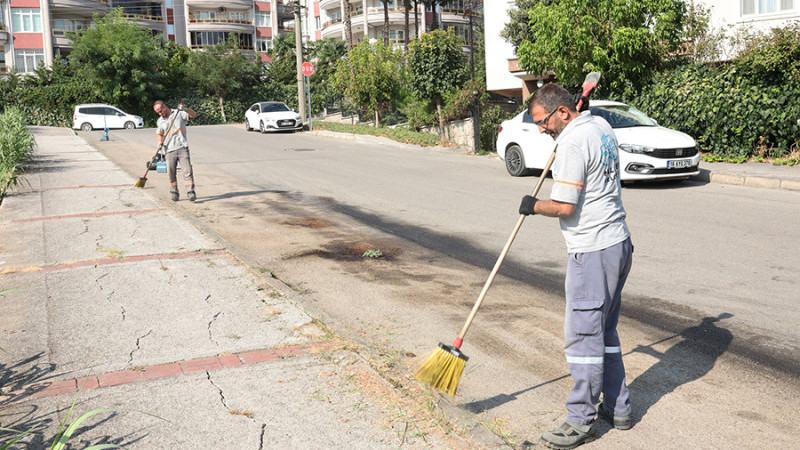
[619,144,655,154]
[295,115,302,121]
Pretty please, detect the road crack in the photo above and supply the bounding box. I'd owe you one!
[208,311,221,345]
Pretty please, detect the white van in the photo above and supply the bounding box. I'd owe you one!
[72,104,144,131]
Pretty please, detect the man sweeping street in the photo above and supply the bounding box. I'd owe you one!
[518,83,634,449]
[154,100,198,202]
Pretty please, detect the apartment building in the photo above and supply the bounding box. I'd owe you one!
[1,0,480,74]
[318,0,479,47]
[485,0,799,99]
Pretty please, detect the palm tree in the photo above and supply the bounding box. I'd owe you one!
[403,0,411,50]
[381,0,390,47]
[343,0,353,50]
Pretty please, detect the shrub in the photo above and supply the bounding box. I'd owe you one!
[0,108,36,203]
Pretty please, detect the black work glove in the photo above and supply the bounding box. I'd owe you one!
[519,195,538,216]
[573,93,590,112]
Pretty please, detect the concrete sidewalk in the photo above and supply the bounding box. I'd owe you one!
[0,128,474,449]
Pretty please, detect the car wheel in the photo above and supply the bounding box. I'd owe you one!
[260,121,267,133]
[124,121,135,130]
[245,118,252,131]
[505,145,530,177]
[80,122,93,132]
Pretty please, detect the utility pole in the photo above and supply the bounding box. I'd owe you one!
[288,0,306,125]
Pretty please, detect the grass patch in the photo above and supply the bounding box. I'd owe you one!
[314,121,441,147]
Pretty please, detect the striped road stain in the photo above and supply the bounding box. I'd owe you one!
[0,341,340,403]
[11,209,164,223]
[0,250,227,275]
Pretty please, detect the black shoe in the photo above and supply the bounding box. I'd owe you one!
[188,191,196,202]
[171,192,179,202]
[597,402,632,430]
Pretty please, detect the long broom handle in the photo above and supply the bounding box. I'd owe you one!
[140,102,183,177]
[455,148,558,346]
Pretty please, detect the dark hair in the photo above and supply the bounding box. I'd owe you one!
[528,84,576,114]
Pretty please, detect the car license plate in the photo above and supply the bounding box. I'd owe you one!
[667,159,692,169]
[279,120,292,126]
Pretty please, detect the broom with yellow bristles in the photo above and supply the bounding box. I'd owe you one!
[415,72,601,396]
[134,101,183,188]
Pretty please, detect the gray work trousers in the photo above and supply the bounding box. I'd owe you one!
[166,147,195,194]
[564,237,633,424]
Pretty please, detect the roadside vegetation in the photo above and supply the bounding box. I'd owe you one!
[503,0,800,164]
[0,108,36,204]
[0,2,796,163]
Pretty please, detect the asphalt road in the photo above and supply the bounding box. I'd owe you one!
[164,125,798,371]
[87,124,800,447]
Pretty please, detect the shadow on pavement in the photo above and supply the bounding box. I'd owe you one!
[461,313,733,424]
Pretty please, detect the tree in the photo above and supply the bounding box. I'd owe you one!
[331,38,405,127]
[513,0,689,96]
[67,9,169,114]
[403,0,412,50]
[407,29,468,139]
[421,0,446,30]
[185,36,261,123]
[343,0,354,50]
[307,38,348,111]
[381,0,391,47]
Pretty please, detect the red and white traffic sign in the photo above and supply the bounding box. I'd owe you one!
[301,62,315,76]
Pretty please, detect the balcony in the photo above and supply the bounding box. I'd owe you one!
[50,0,111,16]
[0,30,8,44]
[188,19,254,33]
[120,13,165,29]
[185,0,252,9]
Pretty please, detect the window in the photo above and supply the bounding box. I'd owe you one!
[380,30,404,41]
[229,11,248,22]
[15,49,44,73]
[256,37,273,52]
[255,12,271,27]
[315,17,321,29]
[11,8,42,32]
[53,19,86,35]
[742,0,794,14]
[196,10,217,20]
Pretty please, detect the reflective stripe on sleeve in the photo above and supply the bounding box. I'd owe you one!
[605,346,621,353]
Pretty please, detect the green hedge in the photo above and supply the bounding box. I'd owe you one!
[632,64,800,162]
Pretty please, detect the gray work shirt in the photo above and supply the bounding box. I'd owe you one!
[157,110,190,153]
[550,111,630,253]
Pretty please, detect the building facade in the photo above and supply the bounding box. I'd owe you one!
[485,0,799,99]
[1,0,480,74]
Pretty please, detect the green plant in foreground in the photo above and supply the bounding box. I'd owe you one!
[362,249,384,258]
[0,108,36,203]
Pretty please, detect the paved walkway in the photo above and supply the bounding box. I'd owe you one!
[0,127,481,449]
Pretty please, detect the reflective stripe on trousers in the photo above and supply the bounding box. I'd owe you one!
[563,237,633,424]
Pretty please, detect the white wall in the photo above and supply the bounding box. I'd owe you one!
[484,1,519,94]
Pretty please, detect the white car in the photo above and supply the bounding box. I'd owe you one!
[72,104,144,131]
[496,100,701,182]
[244,102,303,133]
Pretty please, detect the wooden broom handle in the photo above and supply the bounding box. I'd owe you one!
[455,147,558,345]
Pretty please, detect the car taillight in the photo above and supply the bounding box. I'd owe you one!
[498,126,503,133]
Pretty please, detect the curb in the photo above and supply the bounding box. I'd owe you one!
[692,170,800,192]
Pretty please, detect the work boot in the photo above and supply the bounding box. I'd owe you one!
[540,421,594,449]
[597,402,632,430]
[171,192,179,202]
[188,191,196,202]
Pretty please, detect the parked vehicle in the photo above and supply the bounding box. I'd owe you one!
[73,104,144,131]
[244,102,303,133]
[496,100,701,182]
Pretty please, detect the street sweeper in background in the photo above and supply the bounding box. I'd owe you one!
[520,82,634,449]
[153,100,198,202]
